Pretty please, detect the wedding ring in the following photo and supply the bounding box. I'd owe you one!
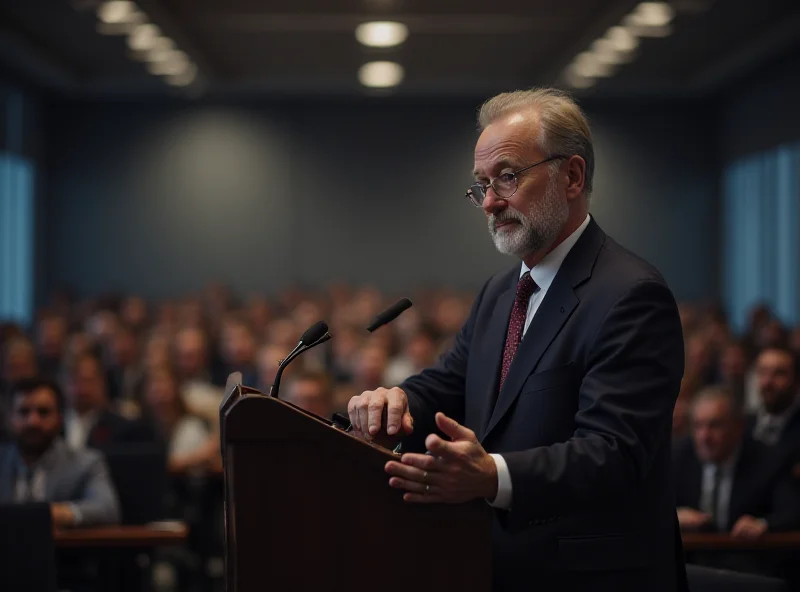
[423,471,428,482]
[425,484,430,493]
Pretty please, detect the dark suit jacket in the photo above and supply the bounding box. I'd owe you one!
[400,217,686,592]
[746,408,800,474]
[673,436,800,532]
[85,409,160,452]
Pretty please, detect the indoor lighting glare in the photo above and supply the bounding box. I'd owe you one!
[97,0,136,24]
[147,50,188,75]
[167,64,198,87]
[358,61,404,88]
[355,21,409,48]
[605,26,639,53]
[571,52,614,78]
[626,2,675,28]
[147,37,177,62]
[592,38,634,64]
[564,69,596,89]
[127,23,161,51]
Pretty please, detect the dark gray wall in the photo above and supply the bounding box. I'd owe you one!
[42,98,718,302]
[718,45,800,164]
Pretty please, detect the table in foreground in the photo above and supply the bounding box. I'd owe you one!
[682,532,800,551]
[54,521,188,548]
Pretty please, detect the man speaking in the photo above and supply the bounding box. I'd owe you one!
[348,88,687,592]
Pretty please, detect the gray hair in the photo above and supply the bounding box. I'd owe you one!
[692,385,743,420]
[477,87,595,198]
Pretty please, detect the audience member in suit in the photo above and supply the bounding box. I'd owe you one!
[748,345,800,470]
[35,311,69,381]
[105,324,145,413]
[0,378,121,526]
[64,353,159,452]
[1,337,38,402]
[675,386,800,537]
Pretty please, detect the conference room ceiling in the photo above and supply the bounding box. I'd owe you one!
[0,0,798,99]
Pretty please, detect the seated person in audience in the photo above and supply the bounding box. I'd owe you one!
[748,346,800,468]
[674,386,800,537]
[174,326,222,425]
[214,316,258,387]
[1,337,38,399]
[144,364,217,473]
[383,322,440,386]
[284,372,333,419]
[35,311,68,381]
[0,378,121,527]
[105,324,145,411]
[64,352,158,451]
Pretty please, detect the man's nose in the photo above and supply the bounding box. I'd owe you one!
[482,188,507,215]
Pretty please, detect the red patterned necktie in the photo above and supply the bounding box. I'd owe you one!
[499,272,538,394]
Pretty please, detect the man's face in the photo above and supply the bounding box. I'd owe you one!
[473,111,568,259]
[68,358,106,412]
[692,398,741,464]
[176,331,207,378]
[756,350,796,413]
[12,388,62,457]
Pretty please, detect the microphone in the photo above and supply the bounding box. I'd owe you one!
[299,320,328,346]
[269,320,331,399]
[366,298,413,332]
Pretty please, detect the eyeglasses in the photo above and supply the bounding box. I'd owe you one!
[465,155,568,207]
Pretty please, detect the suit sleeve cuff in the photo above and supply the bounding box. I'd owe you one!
[487,453,512,509]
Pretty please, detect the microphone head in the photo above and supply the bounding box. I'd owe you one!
[367,298,413,332]
[299,320,329,345]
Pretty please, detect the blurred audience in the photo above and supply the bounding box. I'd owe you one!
[143,364,216,473]
[0,378,121,527]
[675,387,800,537]
[2,282,800,587]
[64,353,157,451]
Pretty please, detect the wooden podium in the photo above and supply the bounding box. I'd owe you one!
[220,377,492,592]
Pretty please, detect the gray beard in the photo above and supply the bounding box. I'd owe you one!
[487,177,569,259]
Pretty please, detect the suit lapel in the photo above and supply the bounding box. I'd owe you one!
[475,280,516,441]
[481,218,605,443]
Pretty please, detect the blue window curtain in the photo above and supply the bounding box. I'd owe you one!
[0,152,34,326]
[723,143,800,333]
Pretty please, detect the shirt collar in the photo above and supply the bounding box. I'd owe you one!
[520,213,592,291]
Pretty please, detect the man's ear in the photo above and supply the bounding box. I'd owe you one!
[565,155,586,200]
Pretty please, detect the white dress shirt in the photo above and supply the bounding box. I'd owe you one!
[64,409,99,451]
[488,213,592,509]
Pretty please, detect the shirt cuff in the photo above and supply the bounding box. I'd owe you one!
[487,453,512,509]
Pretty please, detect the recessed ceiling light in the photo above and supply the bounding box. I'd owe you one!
[167,64,198,87]
[355,22,409,48]
[147,37,176,62]
[128,23,160,51]
[358,61,404,88]
[626,2,675,28]
[571,52,614,78]
[147,50,188,75]
[605,26,639,53]
[564,69,595,89]
[97,0,136,24]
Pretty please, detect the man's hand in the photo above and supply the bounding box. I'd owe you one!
[731,515,768,539]
[348,387,413,442]
[50,503,76,528]
[385,412,497,503]
[677,507,712,531]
